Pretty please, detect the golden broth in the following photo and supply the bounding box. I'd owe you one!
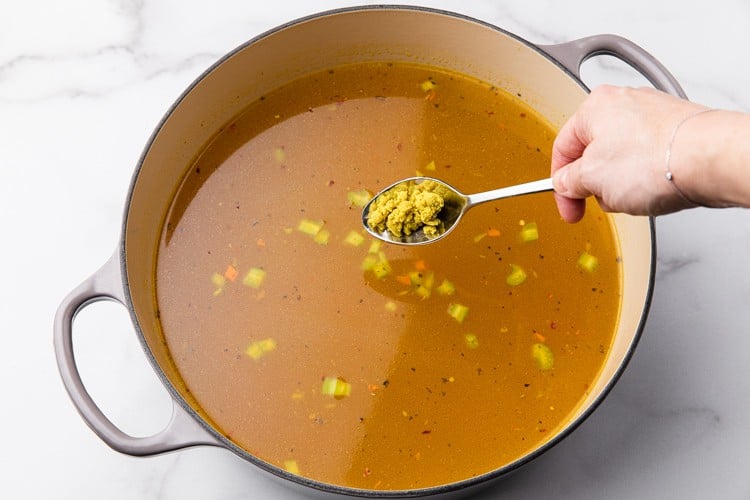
[156,62,621,490]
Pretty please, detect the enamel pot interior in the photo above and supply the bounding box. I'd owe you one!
[122,6,652,496]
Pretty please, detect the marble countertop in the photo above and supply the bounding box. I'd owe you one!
[4,1,749,498]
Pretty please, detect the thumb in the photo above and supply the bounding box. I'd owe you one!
[552,158,593,200]
[552,158,590,223]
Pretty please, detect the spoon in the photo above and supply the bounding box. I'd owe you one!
[362,176,554,245]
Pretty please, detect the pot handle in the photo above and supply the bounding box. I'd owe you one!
[539,35,687,98]
[53,250,221,456]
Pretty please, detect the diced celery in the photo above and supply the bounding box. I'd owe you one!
[578,251,599,273]
[211,272,227,288]
[347,189,372,207]
[464,333,479,349]
[273,147,286,163]
[420,80,436,91]
[385,301,398,312]
[246,337,277,361]
[297,219,324,236]
[423,271,435,290]
[520,222,539,242]
[447,303,469,323]
[408,271,434,299]
[370,252,391,279]
[361,254,379,271]
[415,284,431,300]
[242,267,266,289]
[246,343,264,360]
[506,264,527,286]
[408,270,434,287]
[321,377,336,394]
[532,343,554,370]
[371,261,391,279]
[258,338,277,352]
[313,229,330,245]
[321,376,351,399]
[368,240,382,254]
[424,160,436,171]
[436,279,456,296]
[284,460,300,475]
[344,230,365,247]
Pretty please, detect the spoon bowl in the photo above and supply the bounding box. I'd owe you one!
[362,176,554,245]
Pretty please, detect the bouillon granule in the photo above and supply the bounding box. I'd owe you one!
[156,61,621,490]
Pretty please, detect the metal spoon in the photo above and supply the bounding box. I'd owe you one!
[362,176,554,245]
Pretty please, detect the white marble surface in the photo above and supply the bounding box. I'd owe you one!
[4,1,750,498]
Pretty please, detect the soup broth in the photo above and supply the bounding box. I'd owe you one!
[156,62,621,490]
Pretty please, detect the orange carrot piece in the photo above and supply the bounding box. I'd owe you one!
[414,259,427,272]
[395,275,412,286]
[224,264,239,281]
[486,228,501,237]
[534,332,546,343]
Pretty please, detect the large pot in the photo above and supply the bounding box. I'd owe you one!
[54,6,681,498]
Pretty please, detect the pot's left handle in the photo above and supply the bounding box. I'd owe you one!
[539,35,687,99]
[53,250,221,456]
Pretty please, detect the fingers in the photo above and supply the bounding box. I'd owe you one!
[552,157,594,200]
[550,103,595,224]
[553,192,586,223]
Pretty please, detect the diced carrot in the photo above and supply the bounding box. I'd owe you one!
[224,264,238,282]
[486,228,501,237]
[395,274,411,286]
[534,332,546,343]
[414,259,427,272]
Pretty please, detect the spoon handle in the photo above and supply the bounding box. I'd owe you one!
[465,178,554,208]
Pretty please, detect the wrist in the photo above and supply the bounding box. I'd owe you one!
[669,109,750,208]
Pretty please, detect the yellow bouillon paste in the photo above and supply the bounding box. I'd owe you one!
[367,179,453,238]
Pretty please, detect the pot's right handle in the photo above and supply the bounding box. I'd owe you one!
[54,250,221,456]
[539,35,687,98]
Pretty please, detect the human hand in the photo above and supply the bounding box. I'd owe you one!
[550,85,707,223]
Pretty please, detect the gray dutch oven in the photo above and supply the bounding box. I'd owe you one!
[54,6,684,498]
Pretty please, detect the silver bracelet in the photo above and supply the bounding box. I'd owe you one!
[664,108,718,206]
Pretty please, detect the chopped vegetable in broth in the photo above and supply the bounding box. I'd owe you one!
[156,62,622,490]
